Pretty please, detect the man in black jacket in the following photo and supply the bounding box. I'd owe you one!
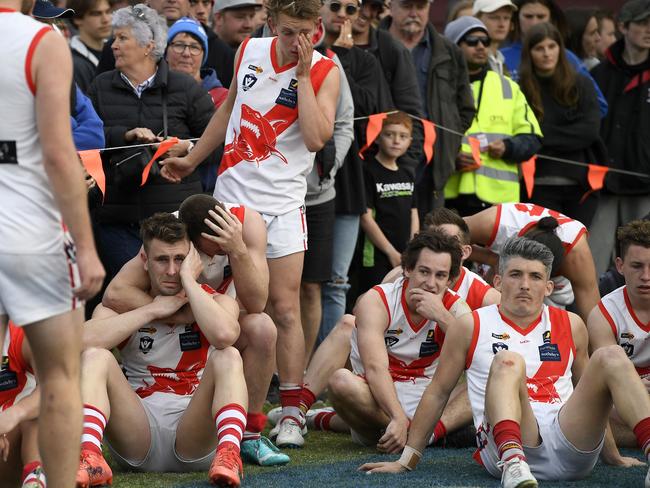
[379,0,475,214]
[352,0,424,173]
[590,0,650,277]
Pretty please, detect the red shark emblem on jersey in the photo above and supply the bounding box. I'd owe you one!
[526,376,562,404]
[224,104,289,166]
[136,362,203,398]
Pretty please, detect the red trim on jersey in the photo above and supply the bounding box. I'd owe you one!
[309,57,335,95]
[25,26,51,96]
[451,267,465,293]
[300,206,307,250]
[486,204,502,247]
[216,277,233,295]
[442,289,461,310]
[200,283,217,295]
[401,279,427,333]
[371,285,391,329]
[637,365,650,378]
[229,205,246,224]
[563,226,587,256]
[624,287,650,332]
[234,37,250,78]
[0,7,16,11]
[467,280,491,310]
[465,310,481,369]
[598,301,618,338]
[270,37,297,73]
[498,306,543,336]
[527,307,573,403]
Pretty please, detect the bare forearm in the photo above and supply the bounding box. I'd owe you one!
[182,278,239,348]
[298,78,333,151]
[407,386,450,453]
[229,250,268,313]
[103,284,153,313]
[575,285,600,323]
[84,305,159,349]
[365,366,407,421]
[186,102,232,168]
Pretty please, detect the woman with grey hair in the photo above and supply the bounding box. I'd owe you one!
[87,3,215,280]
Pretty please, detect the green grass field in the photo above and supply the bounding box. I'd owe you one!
[106,430,648,488]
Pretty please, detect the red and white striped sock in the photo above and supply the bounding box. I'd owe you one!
[312,410,337,431]
[81,404,106,455]
[215,403,246,454]
[279,383,303,425]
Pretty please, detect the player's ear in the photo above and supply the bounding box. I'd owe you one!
[544,278,554,297]
[267,14,277,35]
[615,256,624,275]
[461,244,472,261]
[141,249,148,270]
[493,274,502,291]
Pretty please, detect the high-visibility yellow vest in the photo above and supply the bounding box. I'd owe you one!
[444,70,542,204]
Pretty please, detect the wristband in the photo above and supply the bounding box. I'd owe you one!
[186,141,195,153]
[397,445,422,471]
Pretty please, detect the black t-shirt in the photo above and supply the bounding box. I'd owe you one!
[363,155,417,253]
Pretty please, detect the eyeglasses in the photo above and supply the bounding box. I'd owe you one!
[328,1,359,16]
[169,42,203,56]
[463,35,491,47]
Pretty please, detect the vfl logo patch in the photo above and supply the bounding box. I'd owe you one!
[242,73,257,91]
[385,336,399,347]
[139,336,154,354]
[622,342,635,357]
[0,141,17,164]
[492,342,509,354]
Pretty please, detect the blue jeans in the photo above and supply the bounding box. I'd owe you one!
[317,214,360,343]
[94,223,143,281]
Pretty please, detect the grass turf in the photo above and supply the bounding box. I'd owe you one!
[106,431,647,487]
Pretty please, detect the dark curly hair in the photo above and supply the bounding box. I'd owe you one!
[401,229,462,280]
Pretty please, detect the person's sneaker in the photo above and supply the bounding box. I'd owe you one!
[498,457,538,488]
[275,418,305,448]
[76,449,113,487]
[240,436,290,466]
[22,465,46,488]
[269,414,307,441]
[209,444,243,487]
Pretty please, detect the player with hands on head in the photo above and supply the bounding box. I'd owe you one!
[102,194,287,466]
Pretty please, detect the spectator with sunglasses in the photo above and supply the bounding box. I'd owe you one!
[443,16,541,216]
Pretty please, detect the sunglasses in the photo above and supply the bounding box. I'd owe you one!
[328,1,359,16]
[463,35,491,47]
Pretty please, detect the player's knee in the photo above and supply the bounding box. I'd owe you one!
[592,344,632,372]
[328,368,355,400]
[271,299,299,329]
[336,314,356,336]
[300,281,321,299]
[79,347,115,379]
[242,313,277,352]
[208,346,244,372]
[490,350,525,376]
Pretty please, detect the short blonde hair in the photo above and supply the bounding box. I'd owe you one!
[266,0,321,21]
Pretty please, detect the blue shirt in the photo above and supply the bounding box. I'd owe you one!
[500,41,608,117]
[411,32,432,118]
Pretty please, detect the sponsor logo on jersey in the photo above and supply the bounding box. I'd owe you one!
[1,356,8,370]
[288,78,298,91]
[139,336,154,354]
[138,327,157,334]
[248,64,263,74]
[223,264,232,280]
[538,343,561,361]
[542,331,551,344]
[621,332,635,340]
[275,87,298,109]
[387,328,403,335]
[385,336,399,347]
[492,342,509,354]
[622,342,635,357]
[242,73,257,91]
[491,332,510,340]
